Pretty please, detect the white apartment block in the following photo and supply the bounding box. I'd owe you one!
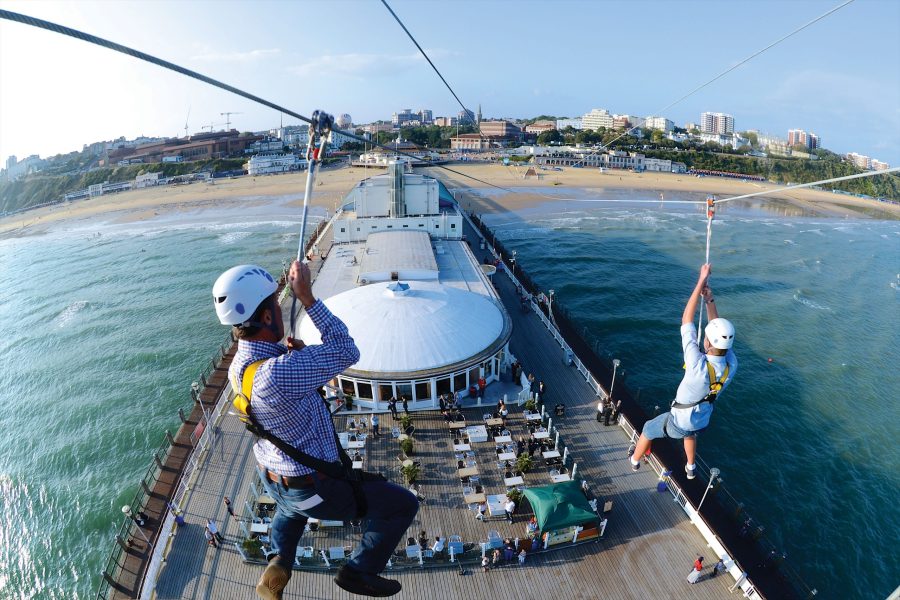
[581,109,614,130]
[698,132,749,148]
[246,153,306,176]
[556,118,584,130]
[846,152,871,170]
[645,117,674,132]
[871,159,891,171]
[700,112,734,134]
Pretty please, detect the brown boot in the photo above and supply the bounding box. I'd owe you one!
[256,559,291,600]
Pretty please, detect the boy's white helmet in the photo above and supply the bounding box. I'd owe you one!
[705,318,735,350]
[212,265,277,325]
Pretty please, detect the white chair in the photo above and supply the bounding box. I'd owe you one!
[329,546,346,560]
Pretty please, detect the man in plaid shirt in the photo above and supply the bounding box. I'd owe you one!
[214,260,417,598]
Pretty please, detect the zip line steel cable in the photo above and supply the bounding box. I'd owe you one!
[380,0,472,125]
[0,9,519,197]
[380,0,492,146]
[570,0,855,167]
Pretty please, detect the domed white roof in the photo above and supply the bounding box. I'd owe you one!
[299,281,507,376]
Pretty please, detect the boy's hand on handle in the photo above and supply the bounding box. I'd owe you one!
[697,263,712,289]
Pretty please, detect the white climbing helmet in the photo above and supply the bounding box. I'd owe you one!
[705,318,735,350]
[212,265,277,325]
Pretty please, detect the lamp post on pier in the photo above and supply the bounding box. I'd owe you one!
[697,467,720,513]
[511,249,517,275]
[609,359,621,401]
[122,506,150,544]
[548,289,555,321]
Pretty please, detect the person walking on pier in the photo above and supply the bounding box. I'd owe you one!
[371,413,380,438]
[388,397,398,420]
[629,264,738,480]
[214,261,417,598]
[223,496,236,520]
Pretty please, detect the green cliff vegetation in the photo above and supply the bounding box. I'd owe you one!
[640,148,900,200]
[0,158,246,215]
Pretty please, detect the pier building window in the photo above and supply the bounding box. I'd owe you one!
[340,378,356,398]
[483,359,493,378]
[453,372,466,392]
[396,382,413,402]
[436,377,451,397]
[414,380,431,402]
[469,367,480,388]
[379,383,394,402]
[356,381,373,400]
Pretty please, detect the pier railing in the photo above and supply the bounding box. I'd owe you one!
[465,209,817,600]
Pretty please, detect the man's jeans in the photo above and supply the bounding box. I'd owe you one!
[261,470,418,574]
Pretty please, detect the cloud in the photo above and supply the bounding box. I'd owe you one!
[190,48,281,62]
[289,51,451,79]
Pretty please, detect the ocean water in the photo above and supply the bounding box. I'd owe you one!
[479,189,900,599]
[0,189,897,599]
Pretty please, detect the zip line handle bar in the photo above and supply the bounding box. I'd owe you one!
[291,110,333,341]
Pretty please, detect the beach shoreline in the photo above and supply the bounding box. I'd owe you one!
[2,162,897,239]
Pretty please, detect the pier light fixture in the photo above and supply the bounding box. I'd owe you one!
[122,506,150,543]
[609,359,621,401]
[697,467,721,512]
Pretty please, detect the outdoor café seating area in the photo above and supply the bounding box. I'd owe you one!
[235,401,609,571]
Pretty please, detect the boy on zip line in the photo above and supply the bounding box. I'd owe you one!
[629,264,738,480]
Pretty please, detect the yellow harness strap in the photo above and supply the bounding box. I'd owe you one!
[706,361,729,394]
[232,359,267,419]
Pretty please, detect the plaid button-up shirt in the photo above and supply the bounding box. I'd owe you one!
[230,300,360,476]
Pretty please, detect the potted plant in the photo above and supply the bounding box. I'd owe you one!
[400,413,414,435]
[401,462,420,484]
[506,487,523,506]
[524,398,537,412]
[344,393,354,410]
[515,454,533,474]
[241,537,264,560]
[400,436,414,456]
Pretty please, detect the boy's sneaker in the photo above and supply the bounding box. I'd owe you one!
[627,443,636,457]
[630,459,640,472]
[685,464,696,480]
[334,565,402,597]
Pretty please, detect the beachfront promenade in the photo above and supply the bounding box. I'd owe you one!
[144,215,737,600]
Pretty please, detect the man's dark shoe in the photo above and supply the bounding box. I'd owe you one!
[334,565,401,597]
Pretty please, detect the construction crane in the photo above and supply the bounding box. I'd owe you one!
[220,111,242,130]
[183,106,191,138]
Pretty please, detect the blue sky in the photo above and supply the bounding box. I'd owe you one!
[1,0,898,165]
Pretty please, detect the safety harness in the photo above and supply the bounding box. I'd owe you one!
[672,361,730,409]
[231,359,382,519]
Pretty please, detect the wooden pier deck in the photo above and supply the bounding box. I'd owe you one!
[150,220,738,599]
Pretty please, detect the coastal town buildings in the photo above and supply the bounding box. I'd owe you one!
[788,129,820,149]
[245,153,305,176]
[433,116,457,127]
[871,159,891,171]
[556,118,584,130]
[700,112,735,135]
[477,120,523,146]
[106,130,262,165]
[2,154,44,182]
[698,132,749,148]
[524,121,556,134]
[581,108,614,130]
[645,116,674,132]
[450,133,491,151]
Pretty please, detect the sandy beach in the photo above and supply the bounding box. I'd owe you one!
[2,162,897,238]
